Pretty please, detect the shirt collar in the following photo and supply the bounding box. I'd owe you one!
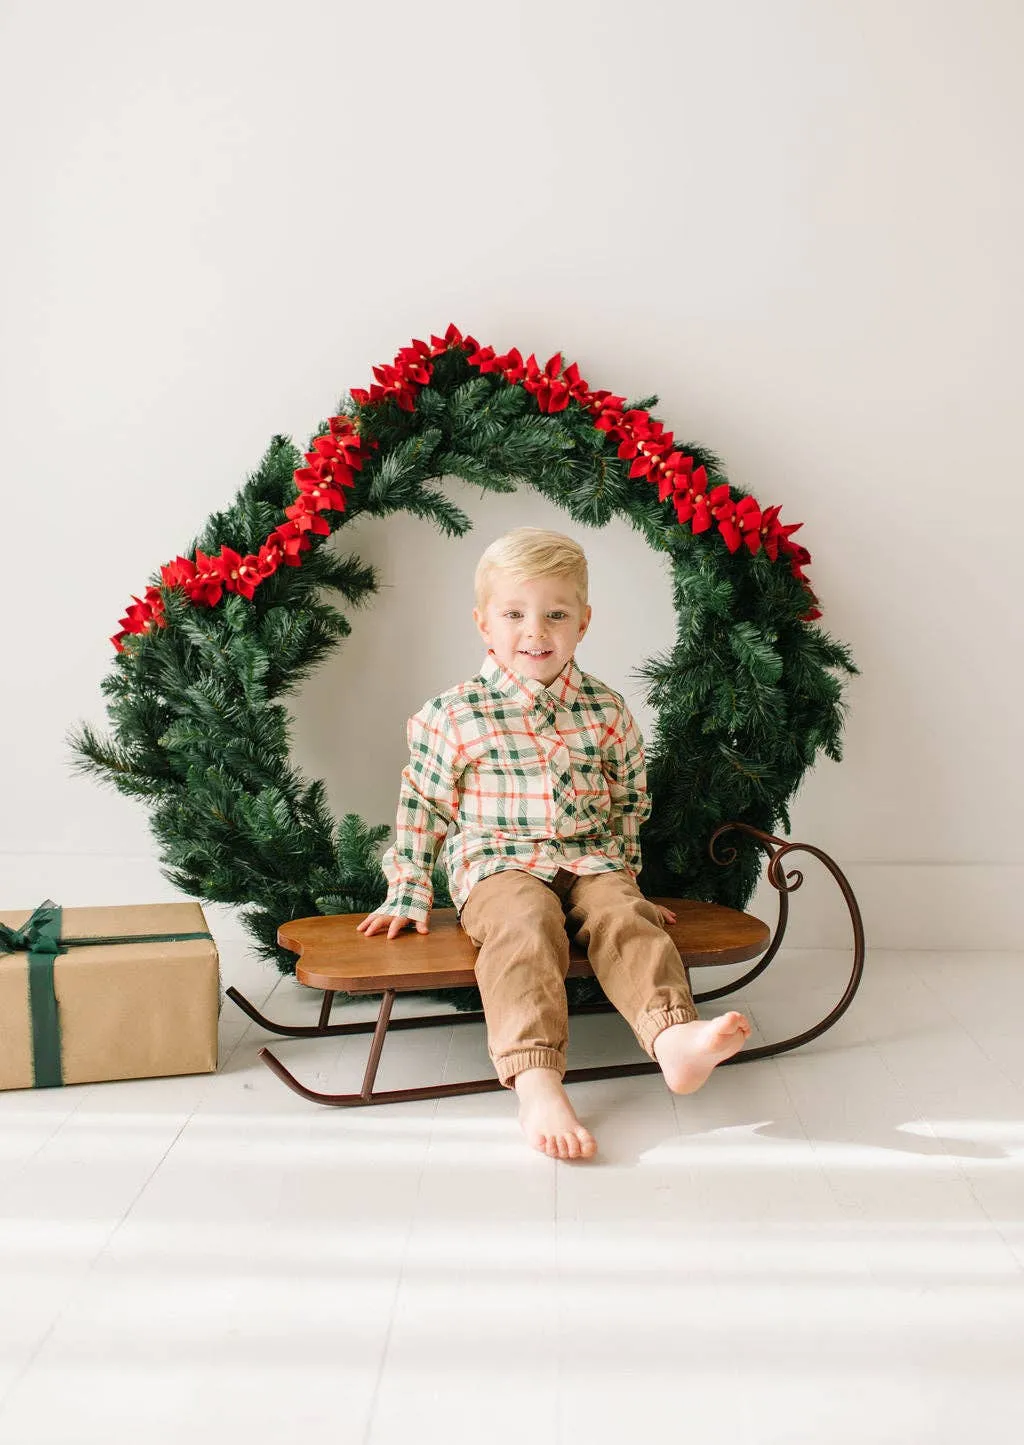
[480,649,583,711]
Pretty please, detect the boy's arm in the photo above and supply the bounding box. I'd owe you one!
[370,699,464,924]
[602,699,653,882]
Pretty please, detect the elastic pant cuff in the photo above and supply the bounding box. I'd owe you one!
[495,1048,566,1088]
[637,1005,700,1058]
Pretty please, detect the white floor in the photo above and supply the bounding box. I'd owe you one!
[1,943,1022,1445]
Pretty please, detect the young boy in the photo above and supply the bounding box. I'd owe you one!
[358,527,750,1159]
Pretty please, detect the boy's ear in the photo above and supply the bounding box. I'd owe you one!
[578,604,592,639]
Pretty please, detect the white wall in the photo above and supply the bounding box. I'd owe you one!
[2,0,1021,950]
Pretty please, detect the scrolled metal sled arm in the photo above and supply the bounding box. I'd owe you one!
[700,822,866,1060]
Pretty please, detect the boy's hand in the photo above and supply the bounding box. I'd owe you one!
[655,904,676,927]
[357,913,430,940]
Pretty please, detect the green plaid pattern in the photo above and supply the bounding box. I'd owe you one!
[370,650,653,924]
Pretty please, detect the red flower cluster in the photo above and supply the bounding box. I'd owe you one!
[452,328,820,617]
[115,585,166,641]
[349,324,470,412]
[465,343,597,417]
[113,325,821,648]
[111,416,376,649]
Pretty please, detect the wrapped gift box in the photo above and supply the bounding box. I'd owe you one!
[0,901,219,1091]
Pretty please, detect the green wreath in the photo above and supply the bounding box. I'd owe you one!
[71,325,857,1002]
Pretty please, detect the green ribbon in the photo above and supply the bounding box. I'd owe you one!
[0,899,213,1090]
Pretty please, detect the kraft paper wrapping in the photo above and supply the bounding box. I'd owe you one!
[0,902,219,1091]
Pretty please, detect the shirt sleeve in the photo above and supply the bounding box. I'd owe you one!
[602,698,653,880]
[370,699,464,923]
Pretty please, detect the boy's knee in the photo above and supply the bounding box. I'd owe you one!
[462,870,564,943]
[571,887,661,932]
[490,898,565,943]
[604,898,661,929]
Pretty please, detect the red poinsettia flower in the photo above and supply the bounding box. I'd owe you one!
[710,485,762,554]
[181,550,226,607]
[757,505,805,563]
[671,465,713,533]
[284,494,333,535]
[493,347,527,385]
[327,418,376,465]
[589,392,627,431]
[429,323,466,356]
[613,411,669,460]
[255,540,283,572]
[117,584,166,642]
[395,339,434,386]
[615,414,674,478]
[626,437,675,480]
[290,459,348,512]
[656,451,695,502]
[268,521,312,567]
[523,352,571,413]
[255,539,283,580]
[294,461,354,498]
[374,362,420,412]
[300,432,364,482]
[350,361,421,413]
[161,555,197,589]
[605,408,644,449]
[466,343,499,372]
[215,547,261,600]
[236,555,265,599]
[560,361,593,408]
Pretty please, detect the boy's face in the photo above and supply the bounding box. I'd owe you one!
[473,571,592,687]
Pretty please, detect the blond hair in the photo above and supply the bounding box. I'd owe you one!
[474,528,589,610]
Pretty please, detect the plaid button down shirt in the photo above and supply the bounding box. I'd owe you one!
[371,649,653,923]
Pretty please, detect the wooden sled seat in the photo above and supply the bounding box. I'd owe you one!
[280,898,770,994]
[225,827,865,1109]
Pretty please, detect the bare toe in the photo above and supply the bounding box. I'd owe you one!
[516,1068,599,1161]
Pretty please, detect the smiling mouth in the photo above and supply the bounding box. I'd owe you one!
[520,650,552,658]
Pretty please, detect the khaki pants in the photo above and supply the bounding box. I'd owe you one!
[459,866,699,1087]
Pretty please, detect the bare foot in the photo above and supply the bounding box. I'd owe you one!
[653,1012,752,1094]
[514,1068,598,1161]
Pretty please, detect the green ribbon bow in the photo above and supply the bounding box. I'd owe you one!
[0,900,213,1089]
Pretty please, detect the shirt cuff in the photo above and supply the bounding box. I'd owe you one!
[371,883,433,924]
